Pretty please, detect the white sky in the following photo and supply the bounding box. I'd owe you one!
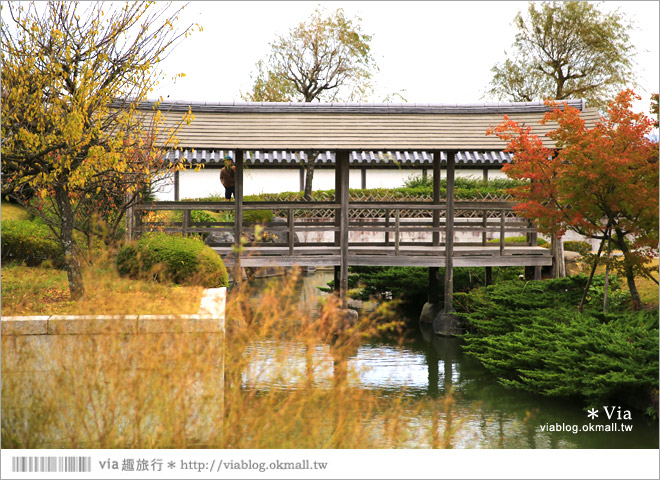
[151,1,659,114]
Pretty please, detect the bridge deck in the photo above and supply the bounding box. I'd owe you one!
[212,245,552,268]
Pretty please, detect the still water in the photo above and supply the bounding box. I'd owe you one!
[242,270,659,449]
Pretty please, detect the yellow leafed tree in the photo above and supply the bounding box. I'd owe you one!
[1,1,197,299]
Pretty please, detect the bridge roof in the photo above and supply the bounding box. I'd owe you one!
[132,99,599,151]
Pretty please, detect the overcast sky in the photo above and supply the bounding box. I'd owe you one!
[150,1,659,114]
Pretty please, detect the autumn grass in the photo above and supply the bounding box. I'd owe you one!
[1,252,202,316]
[575,256,659,308]
[1,201,31,221]
[1,269,461,449]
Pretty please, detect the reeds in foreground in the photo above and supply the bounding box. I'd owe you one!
[2,268,460,448]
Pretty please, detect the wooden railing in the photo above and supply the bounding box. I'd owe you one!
[129,200,539,256]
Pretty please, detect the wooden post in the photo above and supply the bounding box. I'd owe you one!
[482,167,488,183]
[432,150,441,247]
[428,266,440,303]
[394,209,400,256]
[485,267,492,286]
[334,156,342,247]
[174,170,180,201]
[499,209,505,256]
[337,150,350,308]
[385,208,390,246]
[361,168,367,189]
[234,149,244,283]
[182,209,190,237]
[443,151,455,314]
[299,166,305,192]
[288,207,294,256]
[482,208,488,246]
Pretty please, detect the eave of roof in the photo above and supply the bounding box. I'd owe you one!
[163,149,514,166]
[130,99,586,114]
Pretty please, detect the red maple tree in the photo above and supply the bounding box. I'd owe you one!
[488,90,659,310]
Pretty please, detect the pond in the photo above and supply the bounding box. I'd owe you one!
[242,269,659,449]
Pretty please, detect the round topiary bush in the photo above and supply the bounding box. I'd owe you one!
[116,233,228,287]
[1,219,64,267]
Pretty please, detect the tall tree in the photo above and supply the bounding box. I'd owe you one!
[487,1,636,110]
[242,7,377,200]
[1,1,196,299]
[487,90,659,310]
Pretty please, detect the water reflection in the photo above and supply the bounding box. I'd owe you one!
[242,270,659,449]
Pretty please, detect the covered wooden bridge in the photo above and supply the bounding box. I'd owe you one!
[130,100,598,334]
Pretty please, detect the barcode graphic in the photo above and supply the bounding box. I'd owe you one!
[11,456,92,473]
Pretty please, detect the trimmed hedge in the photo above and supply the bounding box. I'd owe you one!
[116,233,228,288]
[1,220,64,267]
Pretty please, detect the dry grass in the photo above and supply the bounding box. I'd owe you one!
[1,201,31,221]
[1,270,461,449]
[575,256,659,308]
[1,253,202,316]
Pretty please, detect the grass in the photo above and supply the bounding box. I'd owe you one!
[575,256,659,308]
[1,255,203,316]
[1,201,31,221]
[1,270,461,449]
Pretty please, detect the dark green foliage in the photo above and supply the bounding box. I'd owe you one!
[563,240,591,256]
[341,266,523,307]
[1,219,64,267]
[116,233,228,288]
[459,276,659,411]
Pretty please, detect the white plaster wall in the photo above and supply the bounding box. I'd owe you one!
[152,167,508,200]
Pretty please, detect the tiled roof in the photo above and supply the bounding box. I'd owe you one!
[130,99,587,114]
[163,149,513,166]
[127,99,598,151]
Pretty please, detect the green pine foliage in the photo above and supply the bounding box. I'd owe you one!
[459,276,659,412]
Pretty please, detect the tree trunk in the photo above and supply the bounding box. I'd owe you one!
[551,234,566,278]
[303,150,318,201]
[55,183,85,301]
[578,232,608,313]
[614,227,642,310]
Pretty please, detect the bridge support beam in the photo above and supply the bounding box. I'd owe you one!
[337,150,350,309]
[434,150,461,336]
[234,149,243,284]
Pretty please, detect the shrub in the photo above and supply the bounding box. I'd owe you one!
[243,209,274,224]
[487,235,546,246]
[563,240,591,256]
[1,220,64,267]
[459,276,659,412]
[116,233,228,287]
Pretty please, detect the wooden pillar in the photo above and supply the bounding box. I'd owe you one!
[485,266,492,286]
[337,150,350,308]
[361,167,367,189]
[173,170,180,201]
[432,150,441,247]
[428,266,440,303]
[482,167,488,183]
[234,149,244,283]
[299,166,305,192]
[443,151,456,314]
